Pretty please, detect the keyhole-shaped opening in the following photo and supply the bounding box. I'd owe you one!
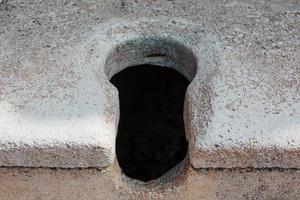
[110,64,189,182]
[104,37,197,182]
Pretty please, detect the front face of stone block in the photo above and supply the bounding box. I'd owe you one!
[1,167,300,200]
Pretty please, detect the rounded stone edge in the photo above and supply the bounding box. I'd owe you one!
[0,143,114,168]
[189,146,300,169]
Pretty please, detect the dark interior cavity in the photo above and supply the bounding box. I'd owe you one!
[110,65,189,182]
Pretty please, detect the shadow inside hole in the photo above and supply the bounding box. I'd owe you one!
[110,65,189,182]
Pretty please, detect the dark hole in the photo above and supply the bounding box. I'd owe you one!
[110,65,189,182]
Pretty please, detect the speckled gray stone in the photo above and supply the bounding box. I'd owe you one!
[0,0,299,168]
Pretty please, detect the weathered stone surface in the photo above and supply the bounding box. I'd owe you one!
[0,166,300,200]
[0,0,299,169]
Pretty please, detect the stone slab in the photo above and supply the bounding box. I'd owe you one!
[0,0,299,168]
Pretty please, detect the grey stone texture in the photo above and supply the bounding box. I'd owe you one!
[0,0,299,170]
[0,166,299,200]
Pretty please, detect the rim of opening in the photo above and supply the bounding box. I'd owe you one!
[104,37,197,81]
